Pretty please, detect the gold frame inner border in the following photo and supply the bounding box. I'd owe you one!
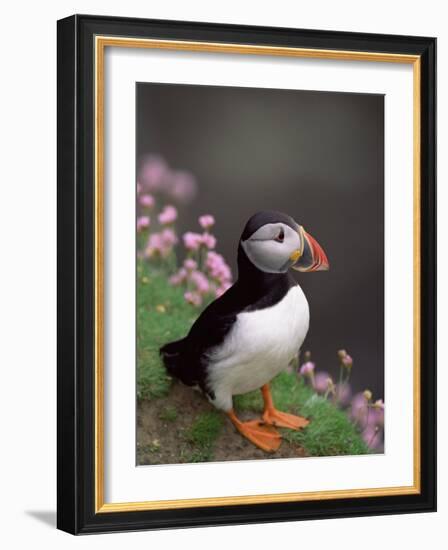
[94,36,421,513]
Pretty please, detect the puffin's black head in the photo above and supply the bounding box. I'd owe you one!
[239,210,329,274]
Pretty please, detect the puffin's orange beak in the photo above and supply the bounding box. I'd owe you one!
[291,227,329,272]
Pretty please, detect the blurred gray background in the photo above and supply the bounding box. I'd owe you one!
[137,83,384,399]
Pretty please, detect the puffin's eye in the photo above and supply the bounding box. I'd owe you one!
[275,228,285,243]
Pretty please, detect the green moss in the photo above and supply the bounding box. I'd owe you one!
[158,405,178,422]
[182,411,224,462]
[141,440,161,454]
[186,411,224,447]
[233,388,264,413]
[283,393,368,456]
[180,446,214,464]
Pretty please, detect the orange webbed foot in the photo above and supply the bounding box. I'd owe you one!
[227,411,281,453]
[261,383,310,430]
[262,408,310,430]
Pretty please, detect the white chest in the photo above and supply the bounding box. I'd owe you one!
[207,285,309,408]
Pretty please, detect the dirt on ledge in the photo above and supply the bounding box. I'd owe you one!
[137,381,308,466]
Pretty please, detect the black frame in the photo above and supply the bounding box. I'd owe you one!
[57,14,436,534]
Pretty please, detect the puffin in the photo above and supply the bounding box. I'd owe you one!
[160,210,329,452]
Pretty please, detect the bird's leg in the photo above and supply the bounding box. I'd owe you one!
[261,384,310,430]
[226,409,281,453]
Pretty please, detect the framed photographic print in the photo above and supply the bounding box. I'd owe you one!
[57,15,436,534]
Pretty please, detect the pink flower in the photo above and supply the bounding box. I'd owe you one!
[198,215,215,229]
[140,194,155,208]
[158,205,177,225]
[206,252,232,283]
[145,233,164,257]
[137,182,142,195]
[190,271,210,294]
[201,233,217,250]
[342,354,353,368]
[169,268,187,286]
[362,426,382,450]
[137,216,150,232]
[160,228,178,246]
[334,382,352,406]
[184,291,202,306]
[313,371,331,394]
[206,251,224,267]
[139,155,169,192]
[371,400,385,428]
[351,392,368,424]
[299,361,315,376]
[170,171,197,203]
[183,258,198,271]
[145,230,176,258]
[183,232,203,251]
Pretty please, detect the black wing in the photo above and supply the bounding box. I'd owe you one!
[160,286,238,391]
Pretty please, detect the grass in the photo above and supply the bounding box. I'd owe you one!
[137,259,369,460]
[183,411,224,462]
[137,260,200,400]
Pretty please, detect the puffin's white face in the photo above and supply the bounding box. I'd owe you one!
[241,222,303,274]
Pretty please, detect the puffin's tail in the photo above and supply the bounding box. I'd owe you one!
[159,338,187,381]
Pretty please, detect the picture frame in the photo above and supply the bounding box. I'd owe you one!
[57,14,436,534]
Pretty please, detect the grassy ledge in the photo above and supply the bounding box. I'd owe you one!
[137,261,369,462]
